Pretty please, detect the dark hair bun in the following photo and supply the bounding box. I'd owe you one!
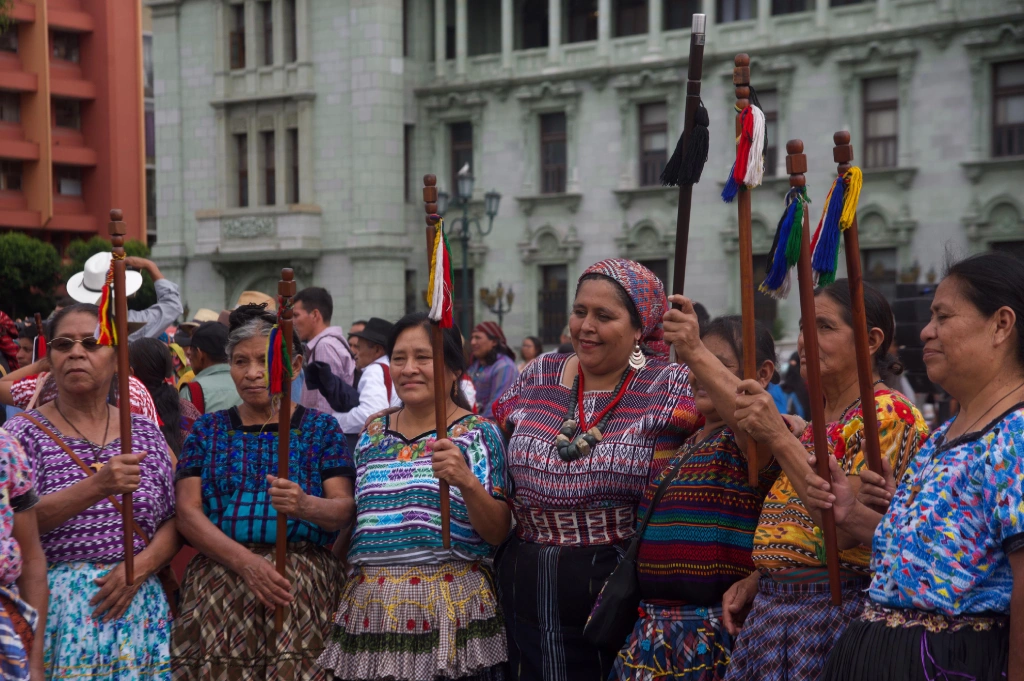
[228,303,276,332]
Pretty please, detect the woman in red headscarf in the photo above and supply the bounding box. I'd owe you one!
[467,321,518,417]
[493,259,701,681]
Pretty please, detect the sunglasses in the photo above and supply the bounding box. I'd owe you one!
[48,337,103,353]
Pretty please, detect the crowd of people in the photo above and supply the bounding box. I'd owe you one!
[0,249,1021,681]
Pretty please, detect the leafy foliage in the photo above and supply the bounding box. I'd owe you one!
[0,233,62,317]
[63,237,158,310]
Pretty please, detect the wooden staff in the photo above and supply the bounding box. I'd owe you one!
[733,54,759,488]
[422,174,452,549]
[33,313,44,363]
[108,209,134,585]
[669,13,706,299]
[275,268,296,632]
[786,141,843,605]
[833,131,883,475]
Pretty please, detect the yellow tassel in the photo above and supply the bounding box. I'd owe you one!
[839,166,862,231]
[425,222,443,308]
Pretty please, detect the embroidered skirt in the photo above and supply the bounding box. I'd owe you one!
[723,576,868,681]
[317,561,507,681]
[0,585,37,681]
[496,535,623,681]
[819,601,1009,681]
[612,602,733,681]
[45,561,172,680]
[171,543,341,681]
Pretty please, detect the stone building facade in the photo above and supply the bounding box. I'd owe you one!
[147,0,1024,350]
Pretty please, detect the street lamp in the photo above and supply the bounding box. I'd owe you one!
[437,170,501,335]
[480,282,514,328]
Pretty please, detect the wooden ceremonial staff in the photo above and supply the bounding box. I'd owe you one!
[422,174,452,550]
[275,268,296,632]
[733,54,759,488]
[785,141,843,605]
[833,132,883,475]
[669,12,706,299]
[108,210,134,585]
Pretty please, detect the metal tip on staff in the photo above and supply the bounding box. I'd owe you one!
[691,13,706,35]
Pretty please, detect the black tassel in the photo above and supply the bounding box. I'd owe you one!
[661,102,710,187]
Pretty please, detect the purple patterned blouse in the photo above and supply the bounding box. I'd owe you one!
[4,411,176,563]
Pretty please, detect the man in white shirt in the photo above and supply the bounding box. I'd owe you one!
[336,318,402,445]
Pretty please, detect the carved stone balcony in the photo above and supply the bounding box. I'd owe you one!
[193,205,323,261]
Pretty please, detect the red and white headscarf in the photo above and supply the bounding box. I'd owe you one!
[0,312,20,371]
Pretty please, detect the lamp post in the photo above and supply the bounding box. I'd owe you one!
[436,171,501,335]
[480,282,514,328]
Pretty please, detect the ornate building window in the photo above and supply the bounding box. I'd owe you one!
[450,121,473,192]
[718,0,754,23]
[229,4,246,70]
[772,0,808,14]
[260,0,273,65]
[541,112,568,194]
[539,264,568,346]
[235,133,249,207]
[863,76,899,169]
[615,0,648,37]
[664,0,699,30]
[565,0,598,44]
[517,0,549,49]
[638,259,668,292]
[993,60,1024,158]
[639,102,668,187]
[861,247,898,302]
[261,131,275,205]
[287,127,299,204]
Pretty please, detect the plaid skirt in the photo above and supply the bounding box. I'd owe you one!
[317,561,507,680]
[0,585,36,681]
[171,543,341,681]
[819,602,1009,681]
[612,602,733,681]
[724,576,868,681]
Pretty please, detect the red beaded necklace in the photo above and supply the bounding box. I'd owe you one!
[576,364,634,432]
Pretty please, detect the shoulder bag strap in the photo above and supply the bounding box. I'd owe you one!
[20,412,153,546]
[381,363,393,403]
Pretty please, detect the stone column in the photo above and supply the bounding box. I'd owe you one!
[455,0,468,77]
[648,0,663,54]
[757,0,770,36]
[816,0,828,28]
[877,0,891,23]
[597,0,611,61]
[502,0,513,70]
[704,0,717,44]
[548,0,561,65]
[296,0,310,62]
[272,0,285,66]
[434,0,446,78]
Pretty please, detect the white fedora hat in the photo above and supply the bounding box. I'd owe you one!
[66,252,144,304]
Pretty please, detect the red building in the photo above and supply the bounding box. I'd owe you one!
[0,0,147,249]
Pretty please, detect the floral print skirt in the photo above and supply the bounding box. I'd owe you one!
[45,561,171,680]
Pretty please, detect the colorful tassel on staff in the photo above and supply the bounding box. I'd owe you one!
[810,166,863,286]
[426,217,454,329]
[759,187,809,299]
[95,256,120,347]
[32,334,46,363]
[266,323,293,396]
[721,103,766,203]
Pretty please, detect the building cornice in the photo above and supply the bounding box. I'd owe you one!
[413,13,1024,98]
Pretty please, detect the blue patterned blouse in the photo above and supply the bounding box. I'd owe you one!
[177,406,354,546]
[347,414,507,566]
[870,403,1024,615]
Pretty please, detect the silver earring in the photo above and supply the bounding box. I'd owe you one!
[628,343,646,370]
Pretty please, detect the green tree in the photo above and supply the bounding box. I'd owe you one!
[0,1,13,33]
[0,233,61,317]
[63,237,158,311]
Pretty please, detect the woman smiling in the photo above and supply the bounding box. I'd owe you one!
[493,259,700,681]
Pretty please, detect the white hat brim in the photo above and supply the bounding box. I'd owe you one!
[66,270,145,304]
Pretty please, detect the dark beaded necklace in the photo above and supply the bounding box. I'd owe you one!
[555,365,634,462]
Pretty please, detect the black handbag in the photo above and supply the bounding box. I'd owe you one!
[583,453,690,650]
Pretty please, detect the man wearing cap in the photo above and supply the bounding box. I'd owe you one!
[66,253,183,341]
[291,287,354,415]
[180,322,241,414]
[338,317,401,432]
